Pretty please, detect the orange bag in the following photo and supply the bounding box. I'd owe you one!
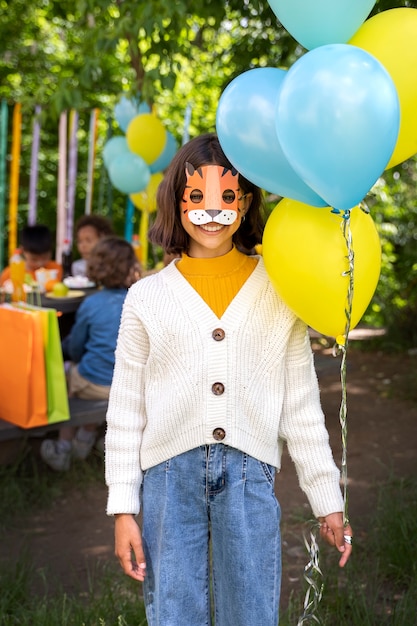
[0,305,48,428]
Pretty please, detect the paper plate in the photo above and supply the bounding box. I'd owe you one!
[45,289,85,300]
[63,277,96,289]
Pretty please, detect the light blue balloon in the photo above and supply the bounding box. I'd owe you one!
[268,0,376,50]
[102,136,130,169]
[276,44,400,211]
[114,96,151,132]
[114,96,139,133]
[150,131,177,173]
[138,101,151,114]
[108,152,151,195]
[216,68,327,207]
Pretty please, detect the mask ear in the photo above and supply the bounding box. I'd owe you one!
[185,162,195,180]
[185,162,203,180]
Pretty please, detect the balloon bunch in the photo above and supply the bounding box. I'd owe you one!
[103,95,177,207]
[217,3,417,338]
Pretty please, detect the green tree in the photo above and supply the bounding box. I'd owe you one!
[1,0,417,349]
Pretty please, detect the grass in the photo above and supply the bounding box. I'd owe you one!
[0,555,148,625]
[280,475,417,626]
[0,446,416,625]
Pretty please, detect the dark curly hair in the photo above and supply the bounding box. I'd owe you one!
[74,214,114,238]
[148,133,265,255]
[87,237,138,288]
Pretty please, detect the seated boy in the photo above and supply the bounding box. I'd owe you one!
[0,224,63,286]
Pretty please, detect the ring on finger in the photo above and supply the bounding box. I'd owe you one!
[344,534,353,545]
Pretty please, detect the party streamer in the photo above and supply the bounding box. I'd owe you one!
[124,197,134,243]
[182,103,192,146]
[66,109,79,245]
[0,100,8,270]
[56,110,68,263]
[8,103,22,258]
[28,106,41,226]
[297,209,353,626]
[139,209,149,270]
[85,108,99,215]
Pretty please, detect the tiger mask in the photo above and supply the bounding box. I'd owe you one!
[181,163,244,226]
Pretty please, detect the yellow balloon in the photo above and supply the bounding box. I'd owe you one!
[350,8,417,169]
[130,172,164,213]
[262,199,381,338]
[126,113,167,164]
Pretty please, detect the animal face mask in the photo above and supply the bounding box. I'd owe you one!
[181,163,242,225]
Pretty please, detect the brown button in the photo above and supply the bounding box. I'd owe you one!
[212,328,225,341]
[212,382,225,395]
[213,428,226,441]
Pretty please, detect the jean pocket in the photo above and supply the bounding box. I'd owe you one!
[260,461,276,486]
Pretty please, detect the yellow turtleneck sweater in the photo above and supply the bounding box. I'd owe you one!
[176,247,258,318]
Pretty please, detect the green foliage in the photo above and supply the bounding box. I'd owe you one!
[364,159,417,349]
[1,0,417,346]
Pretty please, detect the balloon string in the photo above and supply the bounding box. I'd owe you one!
[336,208,354,526]
[297,209,353,625]
[296,522,324,626]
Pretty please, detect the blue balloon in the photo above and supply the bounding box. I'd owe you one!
[150,131,177,173]
[216,68,327,207]
[102,136,130,169]
[114,96,151,133]
[114,96,139,133]
[268,0,376,50]
[276,44,400,210]
[108,152,151,195]
[138,101,151,115]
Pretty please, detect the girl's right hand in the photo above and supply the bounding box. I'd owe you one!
[114,514,147,581]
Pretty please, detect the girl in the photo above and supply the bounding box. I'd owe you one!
[105,133,352,625]
[41,236,140,471]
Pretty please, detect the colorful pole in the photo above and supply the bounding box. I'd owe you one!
[139,210,149,269]
[0,100,8,270]
[28,105,41,226]
[182,103,192,146]
[124,197,134,243]
[85,108,99,215]
[8,103,21,258]
[66,109,78,244]
[56,110,67,262]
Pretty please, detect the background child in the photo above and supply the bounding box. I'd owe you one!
[40,236,141,472]
[71,214,114,277]
[0,224,62,286]
[105,133,353,625]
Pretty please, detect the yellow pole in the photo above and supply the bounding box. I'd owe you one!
[8,103,21,257]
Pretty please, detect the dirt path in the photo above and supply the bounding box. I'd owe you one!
[1,343,417,610]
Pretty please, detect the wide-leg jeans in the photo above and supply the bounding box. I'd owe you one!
[142,444,282,626]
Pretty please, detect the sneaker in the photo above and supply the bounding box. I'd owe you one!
[72,436,94,460]
[40,439,71,471]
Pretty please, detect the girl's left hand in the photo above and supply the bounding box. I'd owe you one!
[318,512,353,568]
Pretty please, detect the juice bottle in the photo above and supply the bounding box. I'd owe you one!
[10,248,26,303]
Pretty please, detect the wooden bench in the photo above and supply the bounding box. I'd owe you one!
[0,397,108,442]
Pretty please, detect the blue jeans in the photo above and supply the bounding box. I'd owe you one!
[142,444,281,626]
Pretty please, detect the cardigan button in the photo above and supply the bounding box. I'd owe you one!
[213,428,226,441]
[212,382,225,395]
[212,328,225,341]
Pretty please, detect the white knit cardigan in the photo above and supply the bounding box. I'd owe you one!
[105,256,344,518]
